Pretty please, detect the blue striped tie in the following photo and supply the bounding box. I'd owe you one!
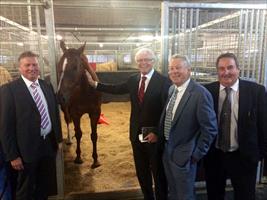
[30,82,49,131]
[164,89,178,140]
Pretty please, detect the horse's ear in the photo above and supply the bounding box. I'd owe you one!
[78,42,86,55]
[60,40,67,53]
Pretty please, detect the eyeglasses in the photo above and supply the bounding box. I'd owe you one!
[136,58,154,63]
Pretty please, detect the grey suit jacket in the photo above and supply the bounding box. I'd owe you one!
[159,79,218,166]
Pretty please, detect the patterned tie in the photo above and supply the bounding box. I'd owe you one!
[138,76,147,104]
[218,87,232,152]
[164,88,178,140]
[30,82,49,130]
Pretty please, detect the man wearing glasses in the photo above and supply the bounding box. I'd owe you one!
[86,48,171,200]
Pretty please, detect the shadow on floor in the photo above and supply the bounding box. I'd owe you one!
[64,183,267,200]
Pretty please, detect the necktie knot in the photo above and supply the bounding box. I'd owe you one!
[30,82,38,89]
[141,76,147,82]
[225,87,231,95]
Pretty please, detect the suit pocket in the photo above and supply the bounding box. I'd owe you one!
[171,142,194,168]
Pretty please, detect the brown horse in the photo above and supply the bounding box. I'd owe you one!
[57,41,101,168]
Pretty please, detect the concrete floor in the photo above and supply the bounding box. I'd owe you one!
[65,183,267,200]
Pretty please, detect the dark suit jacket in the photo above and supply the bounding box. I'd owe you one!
[0,77,62,163]
[97,70,171,142]
[205,79,267,162]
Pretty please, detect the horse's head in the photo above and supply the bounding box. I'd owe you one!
[57,41,87,105]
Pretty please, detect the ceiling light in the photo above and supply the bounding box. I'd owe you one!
[16,42,24,46]
[56,34,63,40]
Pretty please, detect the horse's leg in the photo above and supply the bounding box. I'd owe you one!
[89,112,101,168]
[73,116,83,164]
[66,123,72,145]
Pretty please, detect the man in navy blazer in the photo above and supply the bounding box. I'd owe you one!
[203,53,267,200]
[86,48,171,200]
[0,51,62,200]
[159,54,217,200]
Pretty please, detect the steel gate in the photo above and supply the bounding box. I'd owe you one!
[161,2,267,85]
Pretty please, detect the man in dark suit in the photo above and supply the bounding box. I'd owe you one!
[86,48,171,200]
[203,53,267,200]
[159,54,217,200]
[0,51,63,200]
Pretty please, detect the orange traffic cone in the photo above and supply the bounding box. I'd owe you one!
[98,113,109,125]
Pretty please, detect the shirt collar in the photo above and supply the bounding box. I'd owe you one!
[21,75,39,88]
[140,68,154,80]
[175,78,191,92]
[220,79,239,92]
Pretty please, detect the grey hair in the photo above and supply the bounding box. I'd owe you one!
[135,48,156,62]
[171,54,191,68]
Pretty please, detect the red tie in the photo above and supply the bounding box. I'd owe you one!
[138,76,147,104]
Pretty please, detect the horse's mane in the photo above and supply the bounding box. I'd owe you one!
[80,55,99,82]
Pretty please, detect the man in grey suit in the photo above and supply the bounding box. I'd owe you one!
[159,54,217,200]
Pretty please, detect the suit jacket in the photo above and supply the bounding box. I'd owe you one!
[159,80,218,165]
[205,79,267,162]
[97,70,171,142]
[0,77,62,163]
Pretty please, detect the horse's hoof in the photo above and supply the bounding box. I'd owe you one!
[74,157,83,164]
[91,161,101,169]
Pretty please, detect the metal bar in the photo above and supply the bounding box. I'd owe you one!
[248,9,254,79]
[173,9,178,54]
[183,8,187,55]
[35,5,45,79]
[188,8,193,66]
[193,8,199,80]
[0,2,44,6]
[263,11,267,86]
[177,8,181,53]
[258,10,266,84]
[252,10,260,81]
[237,10,243,59]
[171,9,176,54]
[161,1,170,76]
[43,0,64,199]
[27,0,32,31]
[241,9,249,78]
[168,3,267,10]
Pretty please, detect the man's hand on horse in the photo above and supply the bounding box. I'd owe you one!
[85,70,97,88]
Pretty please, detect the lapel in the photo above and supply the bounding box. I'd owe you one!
[143,71,158,102]
[171,80,193,126]
[238,79,246,125]
[17,78,39,113]
[133,74,141,106]
[212,82,220,116]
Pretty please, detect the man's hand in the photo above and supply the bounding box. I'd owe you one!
[144,133,158,143]
[11,157,24,171]
[85,70,96,88]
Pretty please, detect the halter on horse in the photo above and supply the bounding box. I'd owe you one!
[57,41,101,168]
